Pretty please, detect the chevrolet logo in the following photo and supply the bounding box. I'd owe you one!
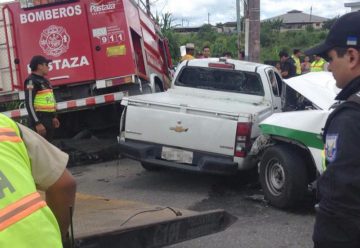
[170,121,188,133]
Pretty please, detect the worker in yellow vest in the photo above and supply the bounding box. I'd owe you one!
[181,43,195,62]
[310,55,326,72]
[291,49,302,75]
[0,113,76,247]
[24,55,60,141]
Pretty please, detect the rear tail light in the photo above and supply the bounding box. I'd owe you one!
[234,122,252,157]
[208,62,235,69]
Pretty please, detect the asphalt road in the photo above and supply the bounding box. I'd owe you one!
[71,158,315,248]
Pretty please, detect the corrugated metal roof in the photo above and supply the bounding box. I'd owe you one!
[264,10,328,24]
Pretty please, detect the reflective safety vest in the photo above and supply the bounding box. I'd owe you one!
[310,59,326,72]
[321,147,327,172]
[181,54,194,62]
[292,55,301,75]
[34,89,56,112]
[0,114,62,247]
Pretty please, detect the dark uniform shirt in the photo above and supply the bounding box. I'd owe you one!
[319,76,360,217]
[280,57,296,79]
[24,73,55,127]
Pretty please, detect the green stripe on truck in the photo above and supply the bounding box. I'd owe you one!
[260,124,324,150]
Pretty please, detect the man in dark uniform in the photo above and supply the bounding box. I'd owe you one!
[305,12,360,248]
[278,51,296,79]
[279,51,297,110]
[24,55,60,141]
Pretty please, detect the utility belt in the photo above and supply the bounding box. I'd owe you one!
[36,111,56,119]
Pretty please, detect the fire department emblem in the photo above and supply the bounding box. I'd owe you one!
[39,25,70,57]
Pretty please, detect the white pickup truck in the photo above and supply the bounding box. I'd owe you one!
[119,58,283,175]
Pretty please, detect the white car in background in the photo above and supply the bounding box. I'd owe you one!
[251,72,340,208]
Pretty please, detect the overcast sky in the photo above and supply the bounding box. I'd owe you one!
[151,0,358,27]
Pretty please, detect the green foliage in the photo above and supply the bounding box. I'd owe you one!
[322,16,340,30]
[156,12,182,63]
[260,23,328,62]
[158,14,329,64]
[305,25,314,32]
[178,25,240,60]
[0,101,22,111]
[262,19,283,32]
[197,24,218,43]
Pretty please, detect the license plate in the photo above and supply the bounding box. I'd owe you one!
[161,147,193,164]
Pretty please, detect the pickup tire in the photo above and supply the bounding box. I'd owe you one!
[141,162,162,171]
[259,145,308,208]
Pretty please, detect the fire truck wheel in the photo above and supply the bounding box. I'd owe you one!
[259,145,308,209]
[141,162,162,171]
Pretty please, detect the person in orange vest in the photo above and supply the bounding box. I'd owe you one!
[181,43,195,61]
[310,55,326,72]
[0,113,76,247]
[24,55,60,141]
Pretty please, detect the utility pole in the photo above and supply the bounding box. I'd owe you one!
[247,0,260,62]
[236,0,242,59]
[208,13,210,24]
[146,0,150,15]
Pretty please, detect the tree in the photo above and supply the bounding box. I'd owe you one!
[262,19,283,31]
[156,12,181,62]
[322,16,339,30]
[158,12,174,32]
[197,24,217,43]
[157,11,328,64]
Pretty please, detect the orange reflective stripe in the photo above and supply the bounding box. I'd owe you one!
[0,136,21,142]
[35,106,56,110]
[35,106,56,112]
[0,128,17,133]
[0,128,21,142]
[0,192,47,231]
[36,89,53,95]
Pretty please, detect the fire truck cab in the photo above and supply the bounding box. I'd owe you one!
[0,0,172,138]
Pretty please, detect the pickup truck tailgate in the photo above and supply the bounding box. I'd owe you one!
[124,103,249,156]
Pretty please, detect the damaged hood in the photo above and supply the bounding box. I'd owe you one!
[284,72,340,110]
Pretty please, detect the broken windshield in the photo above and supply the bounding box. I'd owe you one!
[175,67,264,96]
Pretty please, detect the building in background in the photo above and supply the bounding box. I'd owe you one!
[173,26,202,34]
[263,10,328,32]
[173,9,331,35]
[345,2,360,12]
[216,22,237,34]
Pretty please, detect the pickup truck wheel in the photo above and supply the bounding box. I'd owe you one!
[141,162,161,171]
[259,145,308,209]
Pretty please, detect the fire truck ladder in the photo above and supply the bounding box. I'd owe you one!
[0,5,20,98]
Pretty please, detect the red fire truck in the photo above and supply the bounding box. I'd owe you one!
[0,0,172,138]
